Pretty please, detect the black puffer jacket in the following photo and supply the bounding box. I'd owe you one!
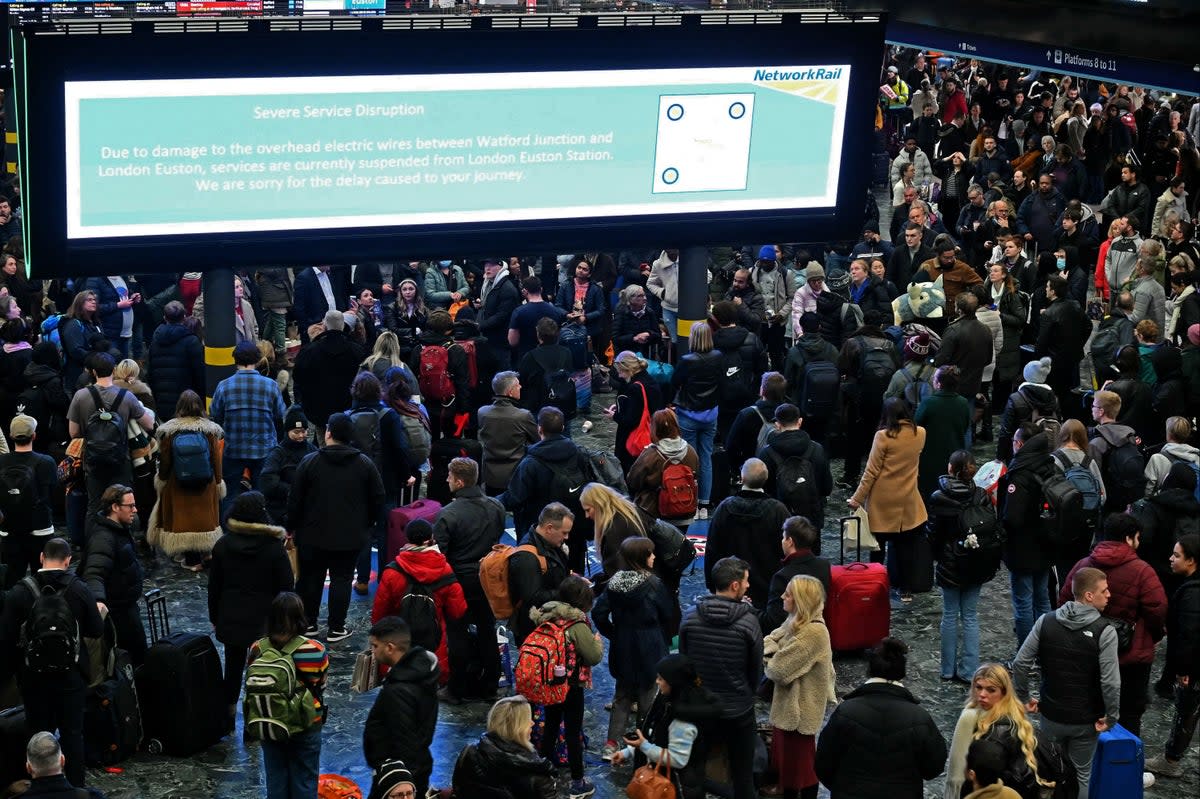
[929,476,1001,589]
[433,485,507,588]
[207,518,294,645]
[678,595,762,719]
[997,383,1061,462]
[671,349,723,411]
[146,322,204,421]
[363,646,440,785]
[82,515,145,608]
[452,732,556,799]
[814,682,948,799]
[287,444,385,552]
[258,436,318,527]
[1166,574,1200,681]
[999,433,1056,572]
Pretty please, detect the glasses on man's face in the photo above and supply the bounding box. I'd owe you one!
[119,502,137,508]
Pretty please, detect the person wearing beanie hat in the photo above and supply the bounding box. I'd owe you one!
[1023,356,1052,385]
[995,356,1061,463]
[368,759,416,799]
[851,220,895,263]
[371,510,466,699]
[259,405,317,527]
[1188,323,1200,347]
[751,243,799,370]
[287,412,385,642]
[208,489,293,729]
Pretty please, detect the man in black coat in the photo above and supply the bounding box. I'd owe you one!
[20,732,94,799]
[887,223,935,290]
[934,292,995,406]
[363,617,440,799]
[82,484,147,665]
[680,557,762,799]
[292,311,366,438]
[1000,424,1057,648]
[288,413,385,641]
[507,502,572,644]
[433,457,506,699]
[0,540,103,789]
[705,458,791,611]
[146,300,204,422]
[475,258,522,372]
[816,637,947,799]
[756,404,833,531]
[1035,274,1090,402]
[760,516,832,634]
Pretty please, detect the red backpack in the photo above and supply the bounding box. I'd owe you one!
[657,453,698,519]
[418,344,455,403]
[515,618,577,706]
[454,339,479,390]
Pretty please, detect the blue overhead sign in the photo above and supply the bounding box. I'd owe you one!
[886,20,1199,96]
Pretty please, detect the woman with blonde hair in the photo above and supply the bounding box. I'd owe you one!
[944,664,1043,799]
[580,481,653,585]
[670,322,723,517]
[603,349,663,473]
[452,696,558,798]
[762,575,835,799]
[362,329,406,381]
[113,358,156,411]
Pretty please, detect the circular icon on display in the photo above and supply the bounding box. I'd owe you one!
[667,104,685,121]
[661,168,679,185]
[729,102,746,119]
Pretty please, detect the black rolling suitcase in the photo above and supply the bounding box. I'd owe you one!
[84,645,142,766]
[0,706,30,786]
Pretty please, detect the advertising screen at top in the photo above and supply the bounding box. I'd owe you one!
[64,65,850,240]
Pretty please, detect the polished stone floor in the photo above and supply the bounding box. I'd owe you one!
[83,412,1198,799]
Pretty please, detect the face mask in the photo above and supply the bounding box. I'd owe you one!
[1056,257,1066,271]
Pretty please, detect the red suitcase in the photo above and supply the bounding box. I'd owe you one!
[825,515,890,651]
[385,495,443,564]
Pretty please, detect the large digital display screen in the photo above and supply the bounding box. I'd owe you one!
[65,66,850,239]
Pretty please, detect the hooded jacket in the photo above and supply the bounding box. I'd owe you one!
[711,325,769,409]
[147,415,225,557]
[678,594,763,719]
[1144,443,1200,497]
[1058,540,1167,665]
[626,437,700,517]
[0,568,103,681]
[19,361,68,454]
[372,545,467,684]
[1102,234,1143,298]
[706,489,792,609]
[527,600,603,687]
[146,322,205,422]
[783,335,840,409]
[997,383,1061,462]
[1166,573,1200,681]
[499,435,585,537]
[363,646,440,783]
[1088,422,1143,512]
[592,570,674,689]
[1132,485,1200,591]
[259,434,318,527]
[1000,432,1056,572]
[757,428,833,528]
[452,732,557,799]
[725,398,784,467]
[287,444,385,552]
[207,517,294,645]
[293,330,366,427]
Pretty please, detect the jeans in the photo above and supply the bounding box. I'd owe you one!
[261,725,321,799]
[298,547,359,632]
[263,309,288,352]
[23,672,87,788]
[607,680,658,743]
[1166,678,1200,760]
[940,584,981,679]
[662,308,678,347]
[541,685,586,780]
[221,455,264,511]
[1010,568,1051,647]
[1041,717,1099,799]
[676,409,717,504]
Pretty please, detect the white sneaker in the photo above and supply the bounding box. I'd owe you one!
[694,506,708,521]
[1143,772,1156,789]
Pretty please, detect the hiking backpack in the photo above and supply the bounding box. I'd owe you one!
[171,430,213,489]
[1101,437,1146,510]
[657,457,698,520]
[19,576,80,675]
[82,387,129,476]
[1052,451,1103,535]
[384,562,456,652]
[348,407,387,468]
[39,314,67,352]
[0,461,36,532]
[772,452,821,518]
[855,338,896,404]
[478,544,546,620]
[799,360,840,419]
[397,408,432,469]
[1164,453,1200,503]
[515,617,576,706]
[243,637,318,742]
[418,345,455,404]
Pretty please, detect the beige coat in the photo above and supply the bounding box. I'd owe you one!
[763,619,836,734]
[147,416,226,557]
[851,425,929,533]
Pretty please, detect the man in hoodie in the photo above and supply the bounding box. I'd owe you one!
[1035,275,1089,401]
[705,459,791,612]
[725,371,787,467]
[1089,390,1146,513]
[288,413,385,642]
[1058,513,1167,738]
[710,301,769,436]
[433,457,507,699]
[363,616,440,799]
[293,310,366,442]
[838,310,901,486]
[1000,424,1057,647]
[679,556,762,799]
[146,300,204,422]
[1013,566,1121,799]
[0,538,103,789]
[750,245,799,371]
[755,403,833,532]
[782,312,839,441]
[996,356,1061,463]
[1100,215,1144,301]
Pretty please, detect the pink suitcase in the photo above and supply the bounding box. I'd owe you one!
[385,498,442,564]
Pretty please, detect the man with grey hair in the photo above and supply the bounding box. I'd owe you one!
[705,456,791,612]
[477,371,537,495]
[293,308,365,443]
[1129,256,1167,332]
[24,731,93,797]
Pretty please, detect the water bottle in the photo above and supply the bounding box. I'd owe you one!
[497,626,513,689]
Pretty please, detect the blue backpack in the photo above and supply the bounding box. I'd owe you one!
[172,430,213,489]
[40,314,67,351]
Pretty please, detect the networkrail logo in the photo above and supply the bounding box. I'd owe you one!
[753,67,844,81]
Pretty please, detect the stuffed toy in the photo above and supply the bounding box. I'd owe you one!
[892,275,945,325]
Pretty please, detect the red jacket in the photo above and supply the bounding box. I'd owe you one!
[371,546,468,684]
[1059,540,1168,665]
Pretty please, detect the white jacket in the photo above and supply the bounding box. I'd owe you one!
[647,251,679,312]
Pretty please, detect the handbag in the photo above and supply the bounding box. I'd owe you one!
[350,648,380,693]
[626,749,676,799]
[842,505,879,551]
[624,382,652,457]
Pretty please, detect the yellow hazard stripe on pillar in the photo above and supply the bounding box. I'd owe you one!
[4,133,16,145]
[204,345,235,366]
[676,318,703,340]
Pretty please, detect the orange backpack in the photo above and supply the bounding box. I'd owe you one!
[317,774,362,799]
[479,544,546,621]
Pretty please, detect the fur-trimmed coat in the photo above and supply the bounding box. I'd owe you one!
[763,618,836,734]
[208,517,294,645]
[147,415,225,557]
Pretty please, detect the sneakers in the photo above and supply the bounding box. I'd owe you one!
[326,628,352,643]
[600,740,619,762]
[304,624,319,635]
[437,687,464,706]
[1145,756,1182,778]
[694,506,709,521]
[1143,771,1156,789]
[568,778,595,799]
[353,581,370,596]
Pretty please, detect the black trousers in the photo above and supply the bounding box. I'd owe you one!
[697,711,758,799]
[540,685,585,781]
[298,547,358,632]
[1,534,44,589]
[110,602,147,667]
[23,671,87,788]
[448,588,502,699]
[221,640,252,707]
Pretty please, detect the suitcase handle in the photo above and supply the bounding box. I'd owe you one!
[839,515,867,565]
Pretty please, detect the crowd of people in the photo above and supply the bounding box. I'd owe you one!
[0,49,1193,799]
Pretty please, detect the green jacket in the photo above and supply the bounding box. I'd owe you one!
[914,389,972,500]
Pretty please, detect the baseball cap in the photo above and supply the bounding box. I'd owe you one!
[9,414,35,441]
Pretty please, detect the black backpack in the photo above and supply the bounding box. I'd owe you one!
[82,386,129,476]
[855,338,896,404]
[1038,469,1085,549]
[385,562,455,652]
[1101,436,1146,510]
[171,430,213,489]
[545,369,577,421]
[771,450,821,518]
[16,383,68,452]
[19,576,80,675]
[799,360,839,420]
[349,407,387,468]
[0,460,36,532]
[954,489,1004,584]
